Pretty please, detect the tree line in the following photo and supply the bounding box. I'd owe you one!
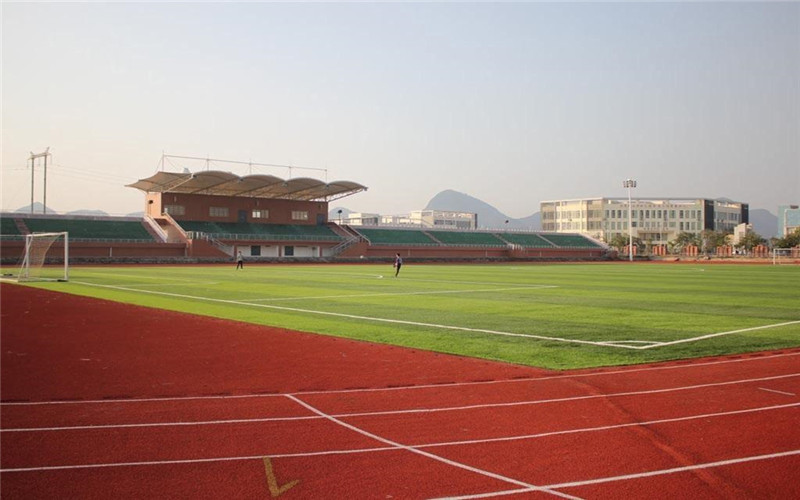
[607,227,800,256]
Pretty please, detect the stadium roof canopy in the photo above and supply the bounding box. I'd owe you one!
[127,171,367,202]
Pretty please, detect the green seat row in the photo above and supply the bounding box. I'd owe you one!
[500,232,555,248]
[21,218,155,241]
[355,228,437,246]
[427,230,506,247]
[0,216,22,235]
[539,233,602,248]
[179,221,342,240]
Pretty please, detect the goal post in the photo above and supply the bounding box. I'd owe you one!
[19,232,69,281]
[771,248,793,266]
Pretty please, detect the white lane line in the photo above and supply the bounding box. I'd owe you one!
[2,403,796,476]
[4,374,796,433]
[435,450,800,499]
[0,448,394,474]
[3,351,798,406]
[758,387,796,397]
[245,285,558,303]
[0,415,319,432]
[69,281,638,350]
[415,402,800,450]
[284,394,581,500]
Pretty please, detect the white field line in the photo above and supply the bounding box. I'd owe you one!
[3,374,796,433]
[284,394,582,500]
[70,281,637,350]
[75,272,217,283]
[639,320,800,350]
[3,351,798,407]
[437,449,800,499]
[2,401,796,476]
[245,285,558,303]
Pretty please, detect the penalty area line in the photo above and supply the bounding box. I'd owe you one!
[639,320,800,350]
[71,281,636,350]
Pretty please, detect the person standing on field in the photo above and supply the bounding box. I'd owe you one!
[236,250,244,270]
[394,253,402,277]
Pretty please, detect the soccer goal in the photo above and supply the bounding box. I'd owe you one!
[771,248,794,265]
[18,232,69,281]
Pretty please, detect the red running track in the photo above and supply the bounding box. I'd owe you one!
[1,283,799,499]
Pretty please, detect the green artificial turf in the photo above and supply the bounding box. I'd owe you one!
[9,262,800,370]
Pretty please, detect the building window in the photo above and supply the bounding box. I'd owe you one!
[209,207,229,218]
[291,211,309,221]
[252,209,269,219]
[164,205,185,216]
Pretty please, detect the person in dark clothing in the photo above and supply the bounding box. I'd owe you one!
[394,253,402,277]
[236,251,244,270]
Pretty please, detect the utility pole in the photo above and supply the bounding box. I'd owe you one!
[29,148,51,214]
[623,179,637,261]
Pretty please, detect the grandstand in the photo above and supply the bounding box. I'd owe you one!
[0,166,610,263]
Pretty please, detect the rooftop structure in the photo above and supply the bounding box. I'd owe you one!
[128,170,366,202]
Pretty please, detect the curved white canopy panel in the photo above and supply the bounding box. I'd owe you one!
[128,171,366,201]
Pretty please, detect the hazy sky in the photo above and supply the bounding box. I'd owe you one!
[2,2,798,217]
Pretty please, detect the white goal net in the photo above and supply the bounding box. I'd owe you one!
[18,232,69,281]
[771,248,796,265]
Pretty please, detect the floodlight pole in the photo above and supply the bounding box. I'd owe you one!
[623,179,637,261]
[29,148,51,214]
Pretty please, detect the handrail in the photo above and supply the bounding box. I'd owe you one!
[144,215,168,242]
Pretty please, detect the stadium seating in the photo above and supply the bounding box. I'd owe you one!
[0,217,22,236]
[178,221,343,241]
[23,218,156,241]
[539,233,601,248]
[354,228,437,246]
[426,230,506,247]
[499,232,555,248]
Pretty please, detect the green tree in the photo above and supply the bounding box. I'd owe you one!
[773,228,800,249]
[608,234,629,249]
[670,232,700,254]
[607,234,643,256]
[737,232,766,252]
[700,230,730,255]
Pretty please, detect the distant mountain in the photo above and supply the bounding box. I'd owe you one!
[14,202,57,214]
[749,208,777,239]
[126,211,145,217]
[425,190,540,230]
[67,209,109,216]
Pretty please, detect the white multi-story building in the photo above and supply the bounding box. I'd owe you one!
[778,205,800,237]
[341,212,380,226]
[342,210,477,230]
[407,210,477,229]
[540,198,749,245]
